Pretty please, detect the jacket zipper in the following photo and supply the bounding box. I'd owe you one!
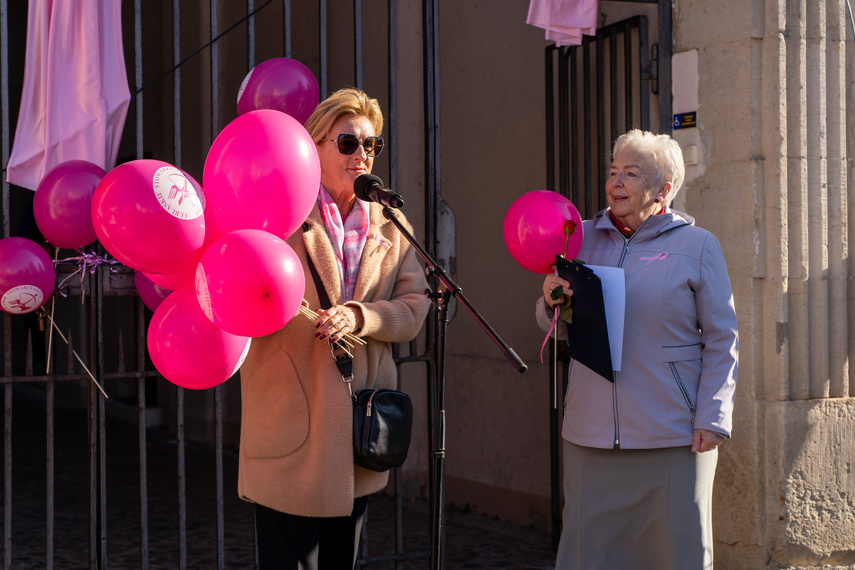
[669,363,696,422]
[612,235,630,447]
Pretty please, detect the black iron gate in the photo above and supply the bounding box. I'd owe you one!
[543,0,672,549]
[0,1,446,568]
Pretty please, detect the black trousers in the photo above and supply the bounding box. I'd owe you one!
[254,496,369,570]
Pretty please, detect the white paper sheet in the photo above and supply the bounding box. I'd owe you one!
[586,265,625,371]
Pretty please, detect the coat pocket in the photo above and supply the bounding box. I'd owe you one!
[242,350,309,458]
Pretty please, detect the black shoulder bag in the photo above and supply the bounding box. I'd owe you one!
[305,252,413,472]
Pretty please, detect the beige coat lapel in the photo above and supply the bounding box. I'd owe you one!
[352,203,394,302]
[301,205,343,306]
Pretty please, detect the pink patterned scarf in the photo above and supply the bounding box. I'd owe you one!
[317,186,369,301]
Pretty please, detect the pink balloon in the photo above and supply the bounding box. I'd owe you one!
[147,284,252,389]
[503,190,584,274]
[203,109,320,240]
[236,57,320,124]
[34,160,107,249]
[0,237,56,314]
[134,270,173,312]
[195,229,305,337]
[143,265,196,291]
[91,160,207,274]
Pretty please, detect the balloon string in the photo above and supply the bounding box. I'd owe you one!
[540,307,560,364]
[54,250,121,301]
[41,312,109,399]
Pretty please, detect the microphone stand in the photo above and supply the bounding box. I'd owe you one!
[380,206,527,570]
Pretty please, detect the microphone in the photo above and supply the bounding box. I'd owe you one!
[354,174,405,208]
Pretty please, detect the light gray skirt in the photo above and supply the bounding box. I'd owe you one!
[556,440,717,570]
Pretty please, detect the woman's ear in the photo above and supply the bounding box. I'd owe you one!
[658,181,673,203]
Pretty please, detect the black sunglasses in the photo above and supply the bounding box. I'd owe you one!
[323,133,384,157]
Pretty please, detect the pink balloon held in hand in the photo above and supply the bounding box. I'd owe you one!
[503,190,584,274]
[34,160,107,249]
[236,57,320,124]
[147,284,251,390]
[0,237,56,315]
[203,110,320,241]
[91,160,208,274]
[195,229,305,338]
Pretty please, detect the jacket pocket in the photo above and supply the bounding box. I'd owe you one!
[243,350,310,458]
[663,343,702,420]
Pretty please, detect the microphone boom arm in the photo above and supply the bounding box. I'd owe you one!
[381,207,528,373]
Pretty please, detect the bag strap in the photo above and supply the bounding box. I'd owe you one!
[304,227,355,398]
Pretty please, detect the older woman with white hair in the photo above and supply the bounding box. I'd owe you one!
[536,130,738,569]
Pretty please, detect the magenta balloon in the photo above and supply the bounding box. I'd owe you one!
[236,57,320,124]
[195,229,305,337]
[0,237,56,314]
[147,284,252,389]
[503,190,585,274]
[34,160,107,249]
[134,270,173,312]
[143,265,196,291]
[91,160,207,274]
[203,110,320,240]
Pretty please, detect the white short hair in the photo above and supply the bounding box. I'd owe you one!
[612,130,685,202]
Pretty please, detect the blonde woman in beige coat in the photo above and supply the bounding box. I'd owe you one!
[238,88,430,569]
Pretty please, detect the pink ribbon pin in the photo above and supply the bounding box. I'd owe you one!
[640,252,668,266]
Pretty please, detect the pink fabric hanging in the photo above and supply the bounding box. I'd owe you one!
[7,0,130,191]
[527,0,598,47]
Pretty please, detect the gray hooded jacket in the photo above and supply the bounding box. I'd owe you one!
[536,208,738,449]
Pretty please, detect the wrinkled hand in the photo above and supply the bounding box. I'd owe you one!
[691,429,724,453]
[314,305,360,343]
[542,275,572,309]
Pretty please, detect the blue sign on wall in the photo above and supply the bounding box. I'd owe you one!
[673,111,697,130]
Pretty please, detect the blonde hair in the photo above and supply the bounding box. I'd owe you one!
[612,130,685,202]
[303,87,384,143]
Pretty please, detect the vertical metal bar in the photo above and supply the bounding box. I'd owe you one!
[609,29,618,155]
[177,388,187,570]
[583,40,594,216]
[388,0,398,192]
[558,49,569,198]
[247,0,256,69]
[96,278,107,569]
[174,0,182,167]
[320,0,328,97]
[597,32,607,209]
[638,17,651,131]
[283,0,292,58]
[215,386,225,570]
[0,0,9,238]
[137,301,150,569]
[658,0,672,134]
[1,0,11,568]
[46,378,55,570]
[211,0,219,137]
[623,24,633,131]
[135,0,144,160]
[570,48,579,205]
[354,0,363,89]
[545,46,556,193]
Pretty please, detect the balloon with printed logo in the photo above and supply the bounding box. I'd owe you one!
[236,57,320,124]
[0,237,56,315]
[503,190,584,274]
[203,109,320,240]
[34,160,107,249]
[147,284,252,389]
[134,270,173,312]
[91,159,207,274]
[195,229,304,337]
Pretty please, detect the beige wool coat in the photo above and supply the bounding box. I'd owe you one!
[237,201,430,517]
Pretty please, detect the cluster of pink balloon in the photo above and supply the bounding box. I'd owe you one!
[86,105,320,390]
[0,57,321,389]
[503,190,584,274]
[0,159,108,317]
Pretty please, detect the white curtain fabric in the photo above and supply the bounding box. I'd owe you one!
[7,0,130,190]
[527,0,598,46]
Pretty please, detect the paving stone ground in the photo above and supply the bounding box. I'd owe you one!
[1,384,556,569]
